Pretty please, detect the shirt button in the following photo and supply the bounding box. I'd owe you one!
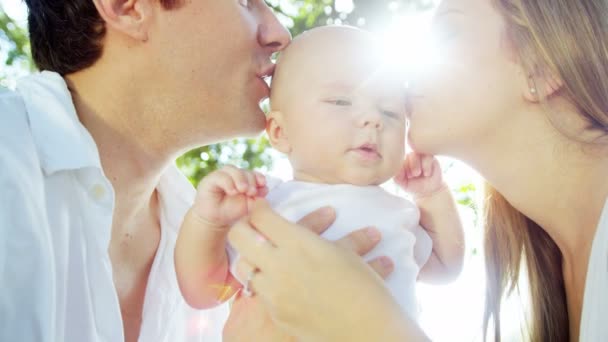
[90,184,107,201]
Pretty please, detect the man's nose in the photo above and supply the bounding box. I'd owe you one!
[258,4,291,54]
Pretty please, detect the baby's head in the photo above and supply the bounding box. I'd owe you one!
[267,26,407,186]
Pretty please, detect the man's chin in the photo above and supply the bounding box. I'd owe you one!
[234,114,267,138]
[238,127,265,139]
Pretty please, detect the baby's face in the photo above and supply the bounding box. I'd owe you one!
[270,27,407,186]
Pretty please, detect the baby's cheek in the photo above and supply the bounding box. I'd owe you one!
[388,134,406,160]
[385,147,406,173]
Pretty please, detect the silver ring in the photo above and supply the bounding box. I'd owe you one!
[243,268,259,297]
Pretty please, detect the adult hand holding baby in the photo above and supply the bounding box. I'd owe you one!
[224,204,393,342]
[176,163,397,341]
[227,200,428,342]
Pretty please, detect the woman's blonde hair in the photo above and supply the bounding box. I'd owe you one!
[484,1,608,341]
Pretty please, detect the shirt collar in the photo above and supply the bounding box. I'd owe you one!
[16,71,198,228]
[16,71,101,174]
[157,164,196,231]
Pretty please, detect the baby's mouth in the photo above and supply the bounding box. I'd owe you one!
[351,143,382,161]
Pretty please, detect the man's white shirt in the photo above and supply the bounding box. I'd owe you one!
[0,71,227,342]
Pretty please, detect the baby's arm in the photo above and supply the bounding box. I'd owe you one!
[175,166,268,309]
[414,186,464,283]
[394,153,465,284]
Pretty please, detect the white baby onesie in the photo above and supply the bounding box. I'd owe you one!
[231,179,432,319]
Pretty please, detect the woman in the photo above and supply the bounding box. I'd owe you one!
[228,0,608,341]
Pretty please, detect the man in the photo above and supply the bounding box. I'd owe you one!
[1,0,288,341]
[0,0,387,341]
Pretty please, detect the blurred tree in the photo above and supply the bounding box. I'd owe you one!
[0,5,29,67]
[0,4,31,86]
[270,0,434,35]
[177,138,274,186]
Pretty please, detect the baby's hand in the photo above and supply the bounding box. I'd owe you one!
[394,153,446,198]
[192,165,268,230]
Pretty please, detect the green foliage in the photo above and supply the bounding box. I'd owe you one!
[0,5,31,73]
[270,0,435,35]
[176,138,273,187]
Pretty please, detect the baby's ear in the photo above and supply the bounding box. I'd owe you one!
[266,111,292,154]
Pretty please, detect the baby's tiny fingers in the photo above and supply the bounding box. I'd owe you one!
[393,167,408,187]
[217,172,239,195]
[242,171,258,196]
[221,165,249,193]
[421,155,434,177]
[408,153,422,177]
[257,186,269,198]
[201,170,238,195]
[253,172,267,187]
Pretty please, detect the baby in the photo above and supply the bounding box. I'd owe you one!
[175,25,464,326]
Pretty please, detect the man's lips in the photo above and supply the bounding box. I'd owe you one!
[257,64,276,81]
[254,64,275,101]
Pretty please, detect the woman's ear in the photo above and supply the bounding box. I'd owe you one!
[266,111,292,154]
[523,67,564,102]
[501,30,564,103]
[92,0,152,42]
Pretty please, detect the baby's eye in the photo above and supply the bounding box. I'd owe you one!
[328,99,352,106]
[381,110,400,119]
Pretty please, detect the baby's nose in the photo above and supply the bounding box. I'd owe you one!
[359,111,384,129]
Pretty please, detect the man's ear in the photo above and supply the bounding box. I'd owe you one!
[266,111,292,154]
[92,0,152,42]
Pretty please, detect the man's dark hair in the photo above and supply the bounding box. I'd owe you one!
[24,0,180,75]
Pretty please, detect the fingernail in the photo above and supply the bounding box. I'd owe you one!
[320,207,335,218]
[380,256,393,270]
[366,227,381,242]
